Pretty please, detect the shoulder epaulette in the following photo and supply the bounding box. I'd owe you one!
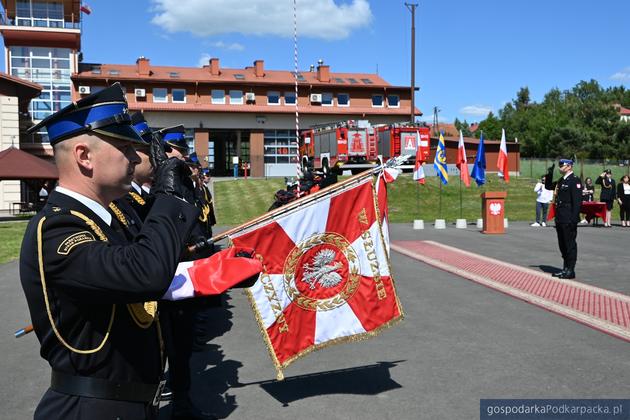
[129,191,146,205]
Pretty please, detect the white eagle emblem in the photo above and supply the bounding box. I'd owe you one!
[489,202,502,215]
[302,249,343,290]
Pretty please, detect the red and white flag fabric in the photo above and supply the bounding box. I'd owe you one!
[413,134,426,184]
[230,175,403,379]
[497,128,509,183]
[456,130,471,187]
[80,3,92,14]
[162,248,261,300]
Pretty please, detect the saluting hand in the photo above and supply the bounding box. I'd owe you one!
[149,133,167,169]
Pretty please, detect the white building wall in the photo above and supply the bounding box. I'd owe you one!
[0,95,21,212]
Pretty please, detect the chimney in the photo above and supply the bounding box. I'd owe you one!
[254,60,264,77]
[209,58,220,76]
[317,61,330,82]
[136,56,150,76]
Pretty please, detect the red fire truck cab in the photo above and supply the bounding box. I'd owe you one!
[299,120,379,174]
[376,124,430,169]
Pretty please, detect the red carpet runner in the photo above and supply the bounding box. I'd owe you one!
[391,240,630,342]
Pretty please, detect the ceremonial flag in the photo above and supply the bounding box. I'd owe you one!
[433,132,448,185]
[162,248,261,300]
[456,130,470,187]
[471,132,486,186]
[497,128,509,183]
[230,174,403,379]
[80,3,92,14]
[413,137,426,184]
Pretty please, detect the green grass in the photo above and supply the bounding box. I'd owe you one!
[0,221,28,264]
[214,175,541,225]
[521,159,630,182]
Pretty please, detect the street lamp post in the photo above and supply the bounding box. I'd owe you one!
[405,2,418,124]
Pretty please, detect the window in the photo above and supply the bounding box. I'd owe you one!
[233,74,245,80]
[211,89,225,104]
[229,90,243,105]
[172,89,186,103]
[372,94,384,107]
[337,93,350,107]
[284,91,297,105]
[9,46,72,125]
[185,128,195,152]
[321,93,333,106]
[361,78,373,85]
[348,78,359,84]
[207,141,215,169]
[109,69,120,76]
[387,94,400,108]
[153,88,167,103]
[267,91,280,105]
[169,72,179,78]
[294,72,306,82]
[264,130,298,164]
[334,78,345,84]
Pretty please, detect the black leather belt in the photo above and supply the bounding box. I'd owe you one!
[51,370,164,405]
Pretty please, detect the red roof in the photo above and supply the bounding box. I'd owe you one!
[0,147,58,180]
[74,62,405,89]
[620,106,630,116]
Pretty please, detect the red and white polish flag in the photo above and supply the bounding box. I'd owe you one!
[230,176,403,379]
[497,128,509,183]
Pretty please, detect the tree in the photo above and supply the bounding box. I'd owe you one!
[475,111,501,140]
[514,86,530,110]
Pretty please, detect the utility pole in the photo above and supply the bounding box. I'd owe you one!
[405,2,418,124]
[433,106,441,137]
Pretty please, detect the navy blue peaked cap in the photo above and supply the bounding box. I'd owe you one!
[559,158,574,166]
[186,152,200,166]
[130,111,153,144]
[27,83,143,145]
[157,125,188,154]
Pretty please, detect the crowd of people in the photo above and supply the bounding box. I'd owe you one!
[532,167,630,228]
[19,83,260,420]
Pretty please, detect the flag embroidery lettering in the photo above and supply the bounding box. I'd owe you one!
[361,229,387,300]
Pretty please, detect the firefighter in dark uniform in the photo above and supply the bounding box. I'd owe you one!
[545,158,583,279]
[124,112,155,221]
[155,126,219,419]
[19,84,201,420]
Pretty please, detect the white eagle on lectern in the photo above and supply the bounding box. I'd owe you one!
[302,249,343,290]
[489,202,502,215]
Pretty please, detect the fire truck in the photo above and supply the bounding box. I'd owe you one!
[299,120,379,174]
[375,123,431,169]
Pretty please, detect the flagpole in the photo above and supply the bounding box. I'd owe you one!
[459,175,463,219]
[416,179,420,219]
[439,180,443,219]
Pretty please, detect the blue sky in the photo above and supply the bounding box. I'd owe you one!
[3,0,630,123]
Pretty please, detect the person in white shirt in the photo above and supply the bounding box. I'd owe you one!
[531,175,553,227]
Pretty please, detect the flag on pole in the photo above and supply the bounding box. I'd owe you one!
[433,132,448,185]
[456,130,470,187]
[413,135,426,184]
[497,128,509,183]
[80,3,92,14]
[471,132,486,186]
[230,174,403,379]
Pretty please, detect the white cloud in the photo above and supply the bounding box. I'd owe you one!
[150,0,372,40]
[208,41,245,51]
[610,67,630,81]
[460,105,493,117]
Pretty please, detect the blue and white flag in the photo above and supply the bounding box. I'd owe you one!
[433,132,448,185]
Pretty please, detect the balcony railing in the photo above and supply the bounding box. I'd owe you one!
[0,11,81,30]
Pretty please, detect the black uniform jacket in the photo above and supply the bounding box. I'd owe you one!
[20,191,199,387]
[546,172,583,224]
[125,186,151,222]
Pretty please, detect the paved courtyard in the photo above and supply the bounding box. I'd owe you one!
[1,222,629,419]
